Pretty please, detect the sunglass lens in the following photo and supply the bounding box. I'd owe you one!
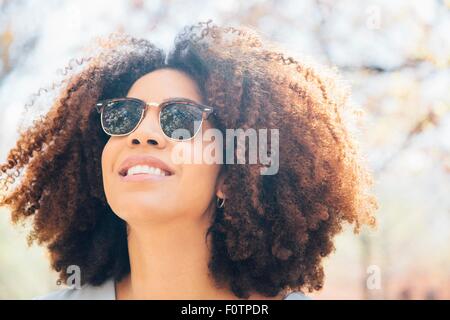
[102,100,143,135]
[160,103,203,140]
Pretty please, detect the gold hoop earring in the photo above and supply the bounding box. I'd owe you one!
[216,196,225,208]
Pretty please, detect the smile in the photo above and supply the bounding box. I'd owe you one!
[119,165,173,182]
[123,165,170,177]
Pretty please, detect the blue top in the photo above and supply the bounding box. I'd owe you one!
[33,278,308,300]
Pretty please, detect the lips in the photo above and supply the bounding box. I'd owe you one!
[118,155,175,177]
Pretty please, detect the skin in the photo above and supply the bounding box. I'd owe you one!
[101,68,283,300]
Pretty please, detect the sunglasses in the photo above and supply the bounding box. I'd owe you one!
[95,97,214,141]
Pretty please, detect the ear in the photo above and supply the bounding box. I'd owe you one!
[215,169,226,199]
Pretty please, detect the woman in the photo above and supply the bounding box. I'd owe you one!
[0,20,377,300]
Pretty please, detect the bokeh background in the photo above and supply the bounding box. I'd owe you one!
[0,0,449,299]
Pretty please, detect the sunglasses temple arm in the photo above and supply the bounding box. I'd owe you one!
[95,102,104,113]
[202,106,214,119]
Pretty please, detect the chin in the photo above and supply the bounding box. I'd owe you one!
[114,203,177,223]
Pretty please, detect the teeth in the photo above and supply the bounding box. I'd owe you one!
[126,165,168,176]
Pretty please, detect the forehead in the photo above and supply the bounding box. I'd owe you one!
[126,68,203,104]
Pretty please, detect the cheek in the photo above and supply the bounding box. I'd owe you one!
[176,162,221,214]
[101,139,113,180]
[177,135,222,202]
[101,139,119,205]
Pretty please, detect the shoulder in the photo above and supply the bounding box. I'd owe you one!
[283,291,311,300]
[32,278,116,300]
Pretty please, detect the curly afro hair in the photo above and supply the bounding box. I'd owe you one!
[0,20,378,299]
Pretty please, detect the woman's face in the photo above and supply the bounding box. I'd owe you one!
[101,68,223,225]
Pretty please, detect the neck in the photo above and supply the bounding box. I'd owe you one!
[116,212,238,299]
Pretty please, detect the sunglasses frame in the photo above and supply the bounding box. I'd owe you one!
[95,97,214,141]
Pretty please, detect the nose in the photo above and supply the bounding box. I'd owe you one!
[126,108,167,149]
